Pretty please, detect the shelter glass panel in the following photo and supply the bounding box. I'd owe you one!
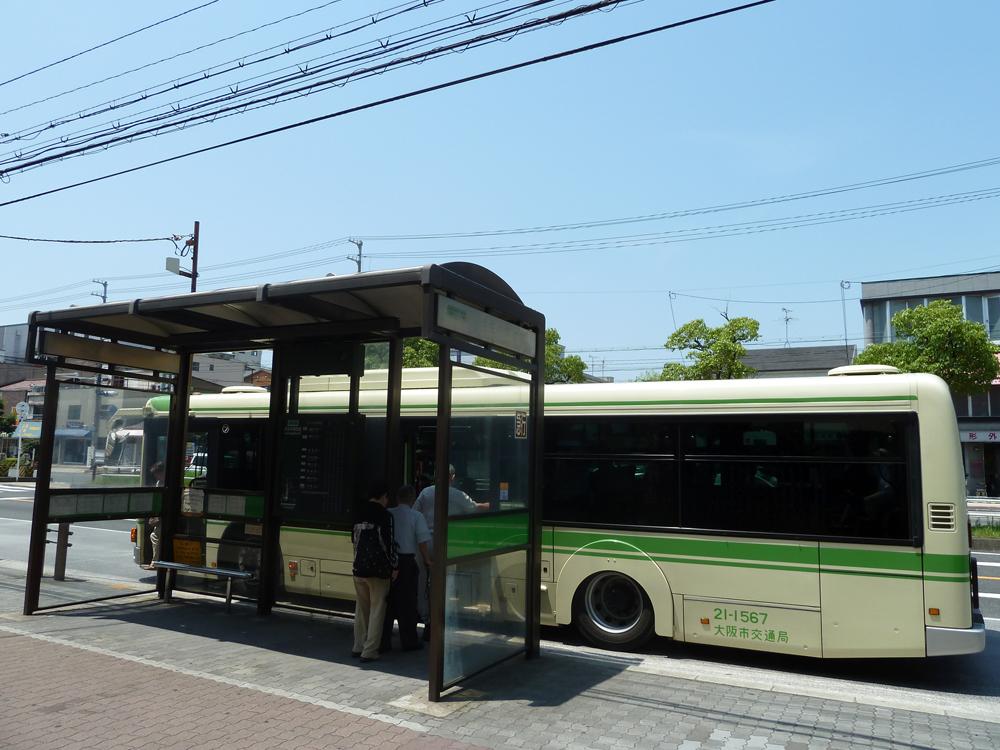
[37,519,156,610]
[442,363,531,688]
[443,550,526,685]
[50,378,163,490]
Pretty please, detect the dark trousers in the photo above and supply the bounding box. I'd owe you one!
[381,554,420,650]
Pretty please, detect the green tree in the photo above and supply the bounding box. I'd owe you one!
[0,400,13,433]
[361,339,440,370]
[474,328,587,384]
[854,299,999,394]
[402,339,440,368]
[649,314,761,381]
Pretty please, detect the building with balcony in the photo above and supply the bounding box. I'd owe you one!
[860,271,1000,496]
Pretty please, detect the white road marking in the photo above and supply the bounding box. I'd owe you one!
[977,592,1000,599]
[0,517,129,534]
[978,562,1000,568]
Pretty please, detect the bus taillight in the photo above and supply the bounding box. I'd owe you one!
[130,527,137,544]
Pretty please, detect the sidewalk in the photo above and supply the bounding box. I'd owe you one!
[1,592,998,750]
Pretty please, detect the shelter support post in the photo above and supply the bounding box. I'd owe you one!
[23,366,59,615]
[259,350,288,616]
[159,352,192,597]
[385,336,403,492]
[428,344,453,703]
[526,334,545,659]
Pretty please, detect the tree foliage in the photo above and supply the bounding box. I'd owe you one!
[401,339,440,368]
[0,400,14,433]
[648,315,761,381]
[474,328,587,384]
[854,299,999,395]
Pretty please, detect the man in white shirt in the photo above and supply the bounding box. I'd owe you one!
[381,484,432,652]
[412,465,489,622]
[413,464,489,532]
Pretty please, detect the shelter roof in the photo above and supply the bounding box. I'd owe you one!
[28,263,539,355]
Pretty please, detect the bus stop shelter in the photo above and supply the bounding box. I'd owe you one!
[21,262,544,701]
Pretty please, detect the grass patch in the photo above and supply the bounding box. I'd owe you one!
[94,474,141,487]
[972,524,1000,539]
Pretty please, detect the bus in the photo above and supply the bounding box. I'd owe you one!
[132,365,984,658]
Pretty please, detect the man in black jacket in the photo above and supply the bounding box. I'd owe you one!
[352,480,398,662]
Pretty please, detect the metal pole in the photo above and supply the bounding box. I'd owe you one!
[23,366,59,615]
[259,348,287,616]
[428,342,453,703]
[347,238,363,273]
[159,352,192,597]
[15,429,22,482]
[385,336,403,492]
[526,324,545,660]
[53,523,70,581]
[189,221,200,293]
[840,281,852,364]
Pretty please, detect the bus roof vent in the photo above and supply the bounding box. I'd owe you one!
[220,385,268,393]
[827,364,901,377]
[928,503,956,532]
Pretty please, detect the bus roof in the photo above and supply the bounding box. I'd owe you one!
[144,370,951,419]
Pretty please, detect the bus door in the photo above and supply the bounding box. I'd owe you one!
[168,418,267,601]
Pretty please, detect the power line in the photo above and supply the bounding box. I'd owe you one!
[0,0,448,147]
[0,0,626,174]
[0,233,183,245]
[0,1,223,89]
[0,0,777,208]
[357,155,1000,241]
[363,186,1000,260]
[0,0,353,119]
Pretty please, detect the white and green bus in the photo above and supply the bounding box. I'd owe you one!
[134,365,984,658]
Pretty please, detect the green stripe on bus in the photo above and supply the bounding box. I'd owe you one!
[552,529,818,566]
[923,553,970,574]
[553,529,970,581]
[280,527,351,537]
[818,547,922,572]
[447,512,529,560]
[547,395,917,407]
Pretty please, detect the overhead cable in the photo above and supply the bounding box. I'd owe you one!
[0,0,352,119]
[358,154,1000,241]
[0,1,223,89]
[0,233,183,245]
[0,0,778,208]
[0,0,617,173]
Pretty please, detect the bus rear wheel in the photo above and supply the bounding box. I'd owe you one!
[574,572,654,650]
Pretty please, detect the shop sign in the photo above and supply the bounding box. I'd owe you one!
[963,430,1000,442]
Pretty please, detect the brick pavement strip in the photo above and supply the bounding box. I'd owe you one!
[0,633,484,750]
[1,595,1000,750]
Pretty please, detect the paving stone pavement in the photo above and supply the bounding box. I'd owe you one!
[0,594,997,750]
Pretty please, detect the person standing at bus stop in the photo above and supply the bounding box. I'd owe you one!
[351,480,398,662]
[381,484,432,653]
[412,465,489,624]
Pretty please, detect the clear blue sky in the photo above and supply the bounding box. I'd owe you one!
[1,1,997,379]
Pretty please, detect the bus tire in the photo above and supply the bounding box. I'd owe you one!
[573,572,654,650]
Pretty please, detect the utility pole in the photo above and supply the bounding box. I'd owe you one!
[90,280,108,471]
[165,221,200,291]
[781,308,795,348]
[840,280,852,364]
[188,221,200,292]
[347,238,363,273]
